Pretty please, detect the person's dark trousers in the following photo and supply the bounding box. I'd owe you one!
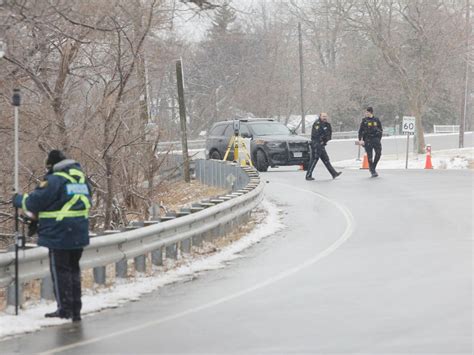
[49,248,83,318]
[306,143,338,178]
[364,138,382,172]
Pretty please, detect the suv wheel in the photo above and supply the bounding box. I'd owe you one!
[255,150,269,172]
[210,150,222,160]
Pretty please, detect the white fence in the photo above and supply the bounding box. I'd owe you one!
[433,125,460,133]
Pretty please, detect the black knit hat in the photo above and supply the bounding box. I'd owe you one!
[46,150,66,167]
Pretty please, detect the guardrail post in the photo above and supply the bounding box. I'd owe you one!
[203,229,212,242]
[236,211,245,225]
[93,266,106,285]
[180,238,191,254]
[152,247,163,266]
[192,233,203,247]
[135,255,147,273]
[218,222,225,237]
[242,211,251,224]
[166,243,178,260]
[228,217,235,232]
[224,220,232,234]
[7,282,23,307]
[41,275,55,300]
[207,225,219,241]
[116,259,128,278]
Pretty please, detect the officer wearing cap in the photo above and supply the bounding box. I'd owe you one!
[13,150,91,321]
[305,112,342,181]
[358,107,383,177]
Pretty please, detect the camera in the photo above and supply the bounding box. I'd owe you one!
[233,119,240,136]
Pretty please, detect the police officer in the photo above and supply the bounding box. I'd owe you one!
[13,150,91,321]
[305,112,342,181]
[358,107,383,177]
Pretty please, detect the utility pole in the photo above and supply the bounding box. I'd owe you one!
[176,59,190,183]
[298,23,306,134]
[460,0,471,148]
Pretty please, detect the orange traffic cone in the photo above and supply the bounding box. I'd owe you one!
[424,145,433,169]
[361,154,369,169]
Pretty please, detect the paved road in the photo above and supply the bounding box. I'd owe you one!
[1,135,472,354]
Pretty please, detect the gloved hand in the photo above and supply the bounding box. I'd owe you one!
[27,219,38,237]
[22,215,38,237]
[12,193,20,208]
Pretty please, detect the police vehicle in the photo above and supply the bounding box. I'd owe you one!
[205,118,310,172]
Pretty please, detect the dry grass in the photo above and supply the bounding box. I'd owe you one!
[155,180,227,215]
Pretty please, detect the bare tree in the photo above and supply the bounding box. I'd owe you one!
[341,0,465,152]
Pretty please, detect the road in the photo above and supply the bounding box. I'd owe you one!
[1,134,472,354]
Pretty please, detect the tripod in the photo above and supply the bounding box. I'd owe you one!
[223,133,253,167]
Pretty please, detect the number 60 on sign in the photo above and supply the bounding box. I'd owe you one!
[402,116,416,134]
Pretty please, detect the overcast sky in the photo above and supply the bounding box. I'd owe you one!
[173,0,267,42]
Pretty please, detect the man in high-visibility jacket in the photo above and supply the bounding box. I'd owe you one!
[13,150,91,321]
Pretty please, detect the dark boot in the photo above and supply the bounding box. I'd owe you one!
[306,161,317,180]
[45,309,71,319]
[332,171,342,179]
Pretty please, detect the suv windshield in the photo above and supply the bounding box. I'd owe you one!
[249,122,291,136]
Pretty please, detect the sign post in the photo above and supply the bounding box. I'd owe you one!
[402,116,416,169]
[12,89,24,315]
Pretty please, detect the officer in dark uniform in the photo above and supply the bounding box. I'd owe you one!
[358,107,383,177]
[13,150,91,321]
[305,112,342,180]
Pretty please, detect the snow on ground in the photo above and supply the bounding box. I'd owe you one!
[334,148,473,170]
[0,199,285,340]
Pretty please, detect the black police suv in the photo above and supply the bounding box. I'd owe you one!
[205,118,310,172]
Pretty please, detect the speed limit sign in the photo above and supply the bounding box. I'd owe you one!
[402,116,416,134]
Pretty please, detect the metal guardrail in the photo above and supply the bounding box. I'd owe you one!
[0,160,263,306]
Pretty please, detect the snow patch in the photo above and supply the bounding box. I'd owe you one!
[334,148,473,170]
[0,199,284,340]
